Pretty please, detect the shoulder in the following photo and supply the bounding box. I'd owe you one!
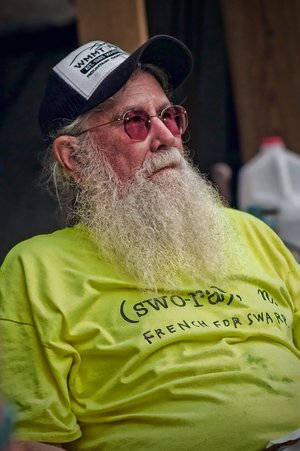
[225,207,280,239]
[225,207,300,273]
[225,207,267,226]
[1,226,90,270]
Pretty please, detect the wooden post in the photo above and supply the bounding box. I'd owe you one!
[76,0,148,52]
[221,0,300,161]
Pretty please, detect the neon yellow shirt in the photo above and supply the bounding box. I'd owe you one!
[0,209,300,451]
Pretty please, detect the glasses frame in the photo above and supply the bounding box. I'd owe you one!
[74,105,188,142]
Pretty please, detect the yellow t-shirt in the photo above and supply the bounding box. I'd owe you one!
[0,208,300,451]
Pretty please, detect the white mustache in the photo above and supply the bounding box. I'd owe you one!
[141,148,186,177]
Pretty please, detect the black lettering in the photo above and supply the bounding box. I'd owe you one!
[227,294,234,305]
[207,287,225,305]
[155,328,166,339]
[265,312,274,324]
[143,331,155,344]
[253,312,264,322]
[247,313,253,325]
[191,320,209,328]
[73,58,89,68]
[83,54,106,72]
[274,312,281,323]
[187,290,205,307]
[274,312,287,325]
[120,300,139,324]
[145,296,168,311]
[232,316,242,328]
[170,295,186,307]
[178,320,191,330]
[166,324,176,334]
[90,49,103,58]
[258,289,278,306]
[133,302,148,317]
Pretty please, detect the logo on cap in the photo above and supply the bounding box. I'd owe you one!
[54,41,129,99]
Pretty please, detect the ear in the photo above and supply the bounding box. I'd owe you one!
[53,135,80,180]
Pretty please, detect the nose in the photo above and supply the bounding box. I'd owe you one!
[149,116,176,151]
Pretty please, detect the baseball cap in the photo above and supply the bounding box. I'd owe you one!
[38,34,193,143]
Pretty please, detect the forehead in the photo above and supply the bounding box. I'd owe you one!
[107,71,170,112]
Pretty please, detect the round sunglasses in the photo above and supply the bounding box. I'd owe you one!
[75,105,188,142]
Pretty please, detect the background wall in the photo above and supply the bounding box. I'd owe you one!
[222,0,300,161]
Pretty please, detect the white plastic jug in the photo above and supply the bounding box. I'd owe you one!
[238,136,300,251]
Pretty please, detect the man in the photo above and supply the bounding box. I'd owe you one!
[0,35,300,451]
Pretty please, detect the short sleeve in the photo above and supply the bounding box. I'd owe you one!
[0,243,81,444]
[227,209,300,351]
[287,254,300,350]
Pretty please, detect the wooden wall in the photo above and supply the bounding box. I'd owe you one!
[222,0,300,161]
[76,0,148,52]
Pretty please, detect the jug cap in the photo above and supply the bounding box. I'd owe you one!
[261,136,284,146]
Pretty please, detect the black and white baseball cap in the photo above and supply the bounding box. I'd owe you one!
[38,34,193,143]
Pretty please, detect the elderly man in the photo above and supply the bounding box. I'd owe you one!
[0,35,300,451]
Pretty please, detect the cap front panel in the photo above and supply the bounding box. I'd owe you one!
[53,41,129,100]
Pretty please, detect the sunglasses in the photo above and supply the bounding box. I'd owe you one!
[76,105,188,142]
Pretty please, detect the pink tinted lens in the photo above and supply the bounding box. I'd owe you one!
[162,106,188,136]
[123,106,188,141]
[124,110,150,140]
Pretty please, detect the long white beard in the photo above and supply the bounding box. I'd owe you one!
[75,145,235,290]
